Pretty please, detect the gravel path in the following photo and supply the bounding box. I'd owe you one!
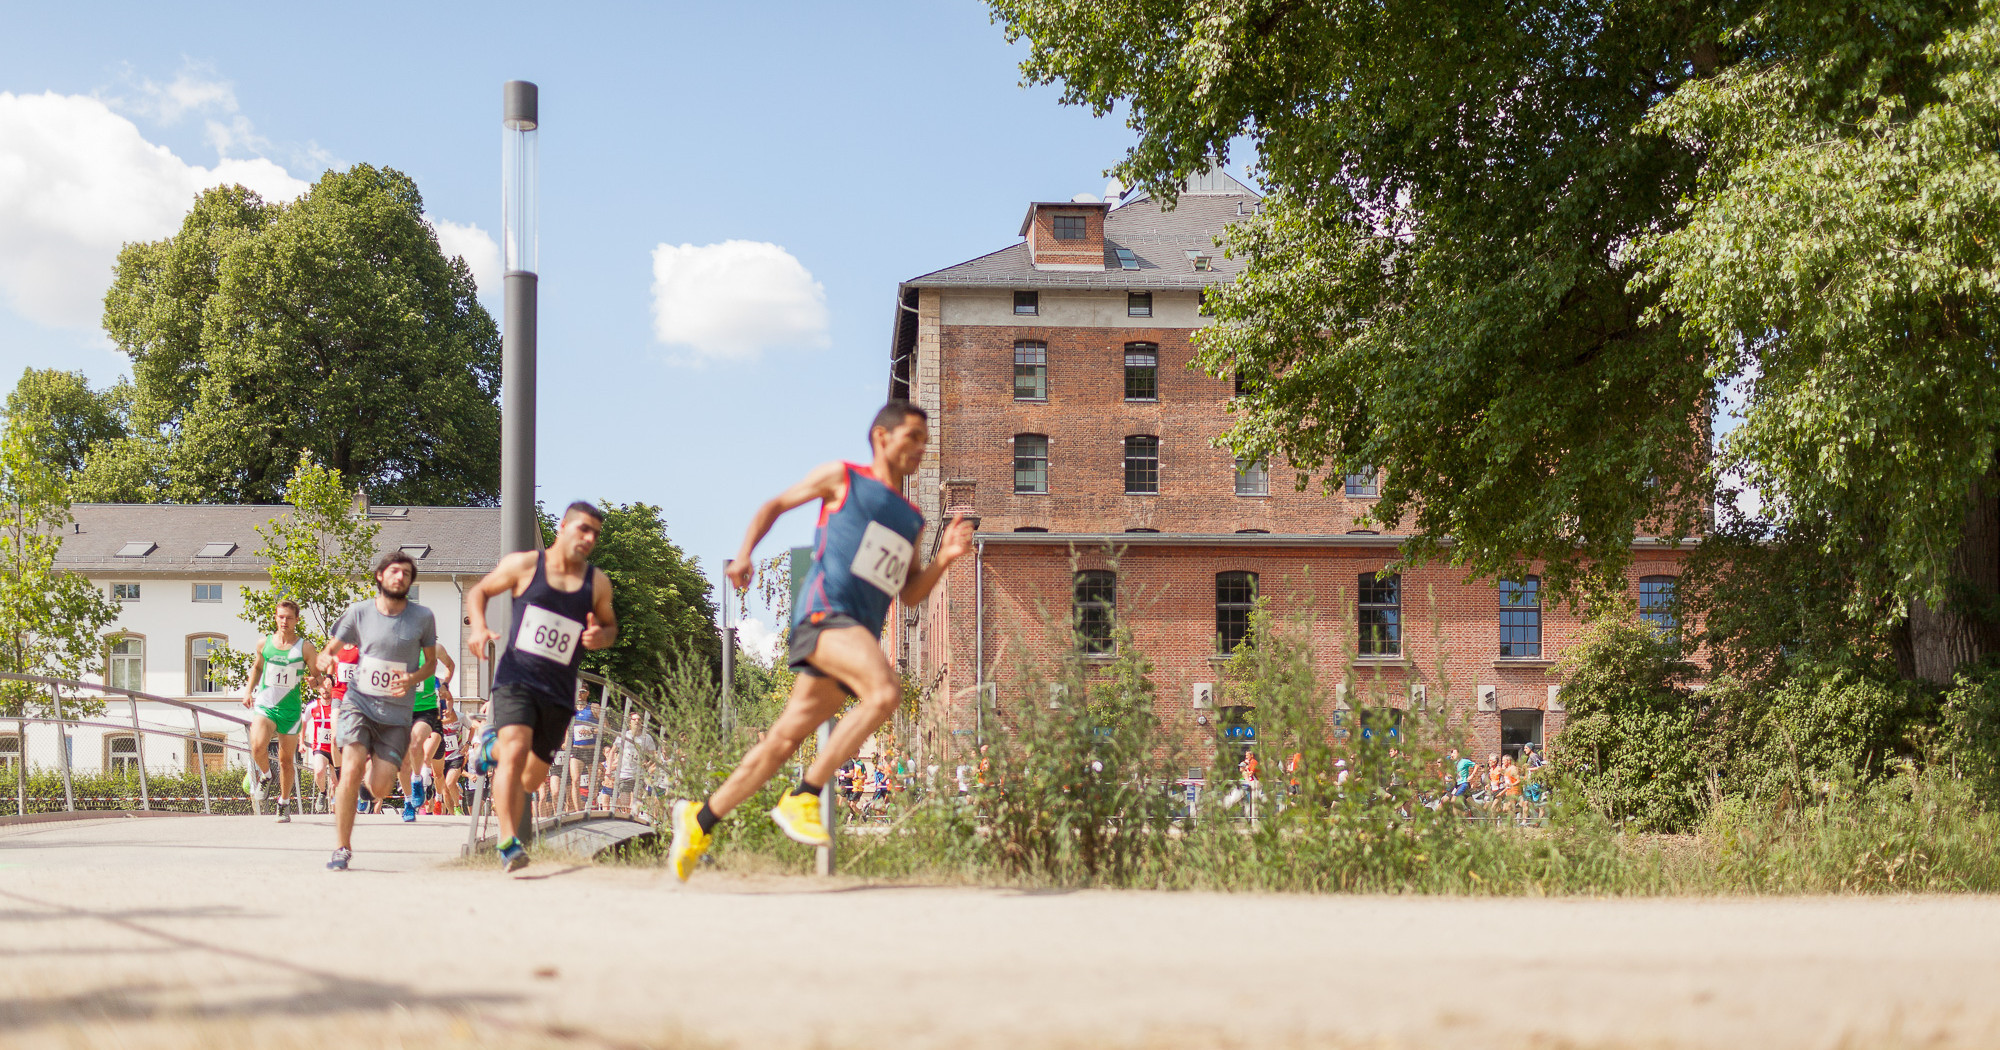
[4,814,1999,1049]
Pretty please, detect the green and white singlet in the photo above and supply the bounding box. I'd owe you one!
[255,635,306,735]
[412,653,441,713]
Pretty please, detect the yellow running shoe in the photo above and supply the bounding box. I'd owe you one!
[770,790,830,847]
[668,799,713,882]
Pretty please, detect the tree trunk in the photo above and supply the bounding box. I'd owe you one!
[1908,470,2000,684]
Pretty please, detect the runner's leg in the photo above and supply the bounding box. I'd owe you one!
[800,626,903,789]
[334,742,370,850]
[244,715,275,795]
[276,732,299,805]
[492,724,538,842]
[706,672,847,818]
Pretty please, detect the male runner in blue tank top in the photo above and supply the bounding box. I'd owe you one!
[463,501,619,872]
[668,401,972,880]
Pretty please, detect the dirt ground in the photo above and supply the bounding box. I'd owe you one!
[4,814,2000,1050]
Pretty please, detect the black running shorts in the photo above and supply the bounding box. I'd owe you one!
[412,708,445,738]
[787,612,865,695]
[490,682,574,765]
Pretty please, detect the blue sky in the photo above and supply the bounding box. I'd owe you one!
[0,1,1232,655]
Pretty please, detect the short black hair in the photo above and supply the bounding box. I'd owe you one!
[870,400,928,439]
[561,500,605,524]
[374,549,417,579]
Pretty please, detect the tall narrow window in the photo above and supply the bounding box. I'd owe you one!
[0,733,17,770]
[1217,571,1258,652]
[188,635,226,695]
[1013,341,1047,400]
[1345,469,1378,497]
[1234,457,1269,497]
[1013,434,1049,494]
[1053,213,1087,240]
[1124,435,1160,494]
[1127,292,1152,317]
[1013,290,1039,315]
[1640,576,1677,634]
[1124,343,1158,400]
[1358,573,1401,657]
[107,636,144,692]
[1499,577,1542,657]
[1075,570,1116,654]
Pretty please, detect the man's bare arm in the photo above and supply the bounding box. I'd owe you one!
[722,460,849,591]
[899,513,973,607]
[463,551,539,659]
[582,567,618,651]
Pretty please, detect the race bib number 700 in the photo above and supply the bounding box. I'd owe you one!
[851,521,913,596]
[515,605,584,664]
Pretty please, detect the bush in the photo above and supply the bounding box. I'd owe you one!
[1549,617,1708,831]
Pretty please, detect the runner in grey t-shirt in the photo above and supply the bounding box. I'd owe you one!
[314,550,440,871]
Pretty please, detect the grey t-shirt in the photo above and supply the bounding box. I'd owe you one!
[331,598,438,724]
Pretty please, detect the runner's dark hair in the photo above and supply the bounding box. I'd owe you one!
[562,500,604,523]
[275,598,300,615]
[374,549,417,579]
[871,400,927,438]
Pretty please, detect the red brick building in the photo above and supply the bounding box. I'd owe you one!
[885,171,1688,760]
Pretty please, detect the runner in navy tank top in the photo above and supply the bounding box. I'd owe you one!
[464,502,619,872]
[668,401,974,881]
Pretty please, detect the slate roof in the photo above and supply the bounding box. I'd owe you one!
[904,174,1264,291]
[56,503,502,577]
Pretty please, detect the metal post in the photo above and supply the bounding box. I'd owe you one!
[128,695,151,811]
[50,687,73,812]
[15,718,26,816]
[974,539,985,746]
[815,717,837,876]
[719,625,737,735]
[618,691,633,816]
[191,708,212,814]
[585,690,605,814]
[498,79,540,632]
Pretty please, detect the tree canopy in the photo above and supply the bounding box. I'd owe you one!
[2,369,130,481]
[87,165,501,506]
[540,501,720,694]
[991,0,2000,678]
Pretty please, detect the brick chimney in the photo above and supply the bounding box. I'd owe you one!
[1020,200,1111,271]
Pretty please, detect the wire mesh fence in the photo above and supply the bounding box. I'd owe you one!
[0,673,257,816]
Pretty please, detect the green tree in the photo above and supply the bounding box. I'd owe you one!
[539,501,718,694]
[244,455,380,645]
[2,369,130,481]
[97,166,501,505]
[0,418,121,717]
[990,0,2000,680]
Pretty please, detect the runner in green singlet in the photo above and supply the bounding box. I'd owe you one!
[240,599,319,823]
[398,648,455,821]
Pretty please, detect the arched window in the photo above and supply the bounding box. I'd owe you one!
[1499,577,1541,657]
[1124,435,1160,494]
[1074,570,1116,654]
[104,734,140,774]
[1123,343,1158,401]
[1640,576,1677,633]
[1013,434,1048,493]
[187,634,227,695]
[1358,572,1401,657]
[107,634,145,692]
[1216,572,1258,653]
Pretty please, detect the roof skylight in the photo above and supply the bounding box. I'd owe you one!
[1113,248,1139,270]
[196,542,238,558]
[115,541,156,558]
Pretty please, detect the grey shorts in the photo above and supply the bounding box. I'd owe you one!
[336,706,411,765]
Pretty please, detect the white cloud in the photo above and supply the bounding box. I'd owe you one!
[733,617,783,667]
[649,240,830,364]
[120,63,239,125]
[0,91,309,330]
[429,216,502,300]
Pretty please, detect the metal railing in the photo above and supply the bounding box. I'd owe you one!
[0,672,256,817]
[460,669,664,855]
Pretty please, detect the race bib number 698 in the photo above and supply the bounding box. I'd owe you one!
[851,521,913,596]
[516,605,584,664]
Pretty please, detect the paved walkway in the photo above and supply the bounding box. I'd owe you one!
[5,814,2000,1049]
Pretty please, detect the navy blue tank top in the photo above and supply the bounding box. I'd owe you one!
[493,552,596,701]
[796,463,924,637]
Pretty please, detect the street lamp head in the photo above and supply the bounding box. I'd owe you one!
[503,80,538,130]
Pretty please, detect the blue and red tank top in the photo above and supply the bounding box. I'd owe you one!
[493,551,596,702]
[795,463,925,638]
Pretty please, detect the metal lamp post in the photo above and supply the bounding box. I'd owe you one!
[500,81,539,568]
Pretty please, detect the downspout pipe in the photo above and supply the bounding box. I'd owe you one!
[974,539,985,746]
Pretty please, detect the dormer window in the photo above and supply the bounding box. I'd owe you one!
[1053,214,1087,240]
[1113,248,1139,270]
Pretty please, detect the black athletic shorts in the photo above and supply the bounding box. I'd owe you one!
[788,611,865,694]
[490,682,575,765]
[413,708,444,737]
[443,756,464,774]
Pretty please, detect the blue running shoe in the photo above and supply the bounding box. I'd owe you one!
[498,839,529,873]
[327,846,351,871]
[472,726,499,776]
[401,796,417,822]
[411,779,427,807]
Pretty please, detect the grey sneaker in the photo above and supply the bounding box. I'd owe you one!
[275,800,291,823]
[327,846,351,871]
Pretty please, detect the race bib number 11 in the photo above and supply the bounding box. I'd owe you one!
[515,605,584,664]
[851,520,913,596]
[261,664,297,694]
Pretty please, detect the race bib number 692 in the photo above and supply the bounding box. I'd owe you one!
[516,605,584,664]
[851,521,913,596]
